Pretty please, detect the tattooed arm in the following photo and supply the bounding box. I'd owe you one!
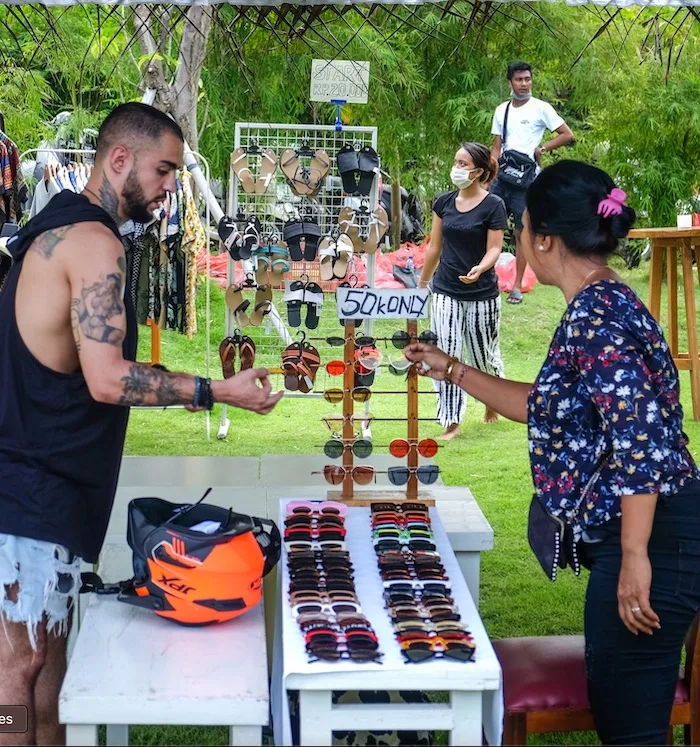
[65,225,282,414]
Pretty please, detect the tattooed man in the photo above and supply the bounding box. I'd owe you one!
[0,103,282,746]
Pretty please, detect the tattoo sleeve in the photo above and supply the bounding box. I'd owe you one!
[73,264,126,347]
[117,365,192,407]
[32,225,75,259]
[100,174,120,224]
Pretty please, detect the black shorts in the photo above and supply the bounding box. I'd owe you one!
[490,178,526,232]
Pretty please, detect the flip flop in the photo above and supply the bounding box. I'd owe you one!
[219,337,237,379]
[285,280,305,327]
[339,207,362,254]
[231,148,256,194]
[307,148,330,196]
[303,281,324,330]
[336,144,360,195]
[301,219,322,262]
[225,285,250,327]
[318,238,337,282]
[282,342,303,391]
[256,149,278,194]
[357,146,379,196]
[363,205,388,255]
[239,334,256,371]
[240,216,261,260]
[249,284,273,327]
[333,234,354,279]
[280,148,311,197]
[507,289,523,304]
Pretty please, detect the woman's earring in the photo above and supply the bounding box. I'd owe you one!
[538,245,545,252]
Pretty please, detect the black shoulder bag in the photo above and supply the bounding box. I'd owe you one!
[497,102,538,189]
[528,456,610,582]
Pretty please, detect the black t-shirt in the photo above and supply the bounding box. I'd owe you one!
[431,191,507,302]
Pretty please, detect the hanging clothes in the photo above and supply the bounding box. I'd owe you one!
[180,166,207,339]
[0,131,28,226]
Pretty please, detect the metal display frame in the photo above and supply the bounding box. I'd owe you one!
[217,121,380,439]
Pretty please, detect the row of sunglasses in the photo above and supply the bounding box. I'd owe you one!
[371,502,476,663]
[285,501,383,663]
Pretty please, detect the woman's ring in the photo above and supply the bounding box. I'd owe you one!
[631,607,641,613]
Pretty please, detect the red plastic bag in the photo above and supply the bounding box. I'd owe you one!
[495,253,537,294]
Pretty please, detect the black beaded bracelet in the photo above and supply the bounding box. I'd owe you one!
[199,377,214,411]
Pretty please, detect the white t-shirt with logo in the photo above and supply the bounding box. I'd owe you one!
[491,97,565,160]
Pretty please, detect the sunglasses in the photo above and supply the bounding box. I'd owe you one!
[286,500,347,517]
[326,360,379,376]
[386,355,414,376]
[390,330,439,349]
[286,540,348,551]
[321,465,375,486]
[387,466,440,486]
[323,437,373,460]
[322,415,374,431]
[400,638,475,663]
[323,387,372,404]
[371,502,431,514]
[286,514,345,527]
[388,438,439,459]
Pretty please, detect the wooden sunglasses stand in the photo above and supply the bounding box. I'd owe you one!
[325,315,435,508]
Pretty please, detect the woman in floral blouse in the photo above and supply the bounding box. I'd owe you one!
[405,160,700,744]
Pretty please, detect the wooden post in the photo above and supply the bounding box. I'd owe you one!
[342,323,356,500]
[406,319,419,500]
[391,179,402,251]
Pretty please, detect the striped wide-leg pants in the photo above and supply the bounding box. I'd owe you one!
[430,292,505,427]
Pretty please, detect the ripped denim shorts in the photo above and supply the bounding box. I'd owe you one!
[0,533,82,651]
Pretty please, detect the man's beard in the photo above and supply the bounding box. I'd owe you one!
[122,167,159,223]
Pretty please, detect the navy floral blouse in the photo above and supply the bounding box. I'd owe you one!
[528,279,700,541]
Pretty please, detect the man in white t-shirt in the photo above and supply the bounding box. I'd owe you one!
[490,61,574,304]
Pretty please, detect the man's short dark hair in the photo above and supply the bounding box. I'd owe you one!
[96,103,184,159]
[507,61,532,80]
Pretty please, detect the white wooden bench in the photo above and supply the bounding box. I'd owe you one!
[60,577,269,745]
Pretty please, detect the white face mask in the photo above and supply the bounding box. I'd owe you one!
[450,167,478,190]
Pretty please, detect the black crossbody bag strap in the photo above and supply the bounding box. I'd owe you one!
[502,101,511,151]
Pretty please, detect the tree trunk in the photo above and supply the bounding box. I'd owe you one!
[171,6,213,153]
[133,5,171,111]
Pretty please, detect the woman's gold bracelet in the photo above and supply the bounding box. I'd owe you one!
[444,357,460,384]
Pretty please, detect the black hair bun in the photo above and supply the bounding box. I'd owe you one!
[608,204,636,240]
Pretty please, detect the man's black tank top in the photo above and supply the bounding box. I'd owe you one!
[0,191,137,562]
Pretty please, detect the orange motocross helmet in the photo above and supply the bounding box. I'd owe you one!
[118,491,280,626]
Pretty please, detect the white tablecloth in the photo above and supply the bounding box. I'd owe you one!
[271,498,504,745]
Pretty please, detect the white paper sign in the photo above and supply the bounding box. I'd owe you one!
[310,60,370,104]
[336,287,429,320]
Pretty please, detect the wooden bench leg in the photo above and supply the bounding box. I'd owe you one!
[65,724,98,746]
[229,726,262,746]
[649,243,664,322]
[681,246,700,420]
[106,724,129,745]
[298,690,333,746]
[502,713,527,746]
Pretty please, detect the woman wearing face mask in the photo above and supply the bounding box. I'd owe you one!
[418,142,507,439]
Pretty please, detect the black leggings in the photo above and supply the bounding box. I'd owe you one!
[581,481,700,745]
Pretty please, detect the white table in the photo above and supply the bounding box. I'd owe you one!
[59,595,269,746]
[271,500,503,746]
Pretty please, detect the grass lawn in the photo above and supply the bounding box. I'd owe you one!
[122,257,700,746]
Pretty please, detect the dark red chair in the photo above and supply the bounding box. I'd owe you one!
[494,616,700,745]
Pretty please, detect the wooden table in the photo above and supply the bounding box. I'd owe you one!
[628,227,700,419]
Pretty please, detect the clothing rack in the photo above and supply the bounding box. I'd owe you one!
[19,147,215,438]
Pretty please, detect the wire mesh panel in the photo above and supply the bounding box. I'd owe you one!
[217,122,384,438]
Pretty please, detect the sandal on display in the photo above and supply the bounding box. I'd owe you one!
[253,246,271,285]
[297,340,321,394]
[363,205,388,255]
[231,148,257,194]
[270,244,290,285]
[338,207,363,254]
[280,146,329,197]
[240,216,262,260]
[239,334,256,371]
[282,341,303,391]
[218,216,243,260]
[256,149,278,194]
[357,146,379,196]
[336,144,361,195]
[318,238,337,283]
[308,149,330,195]
[225,285,251,328]
[285,280,306,328]
[249,284,273,327]
[301,218,322,262]
[283,219,305,262]
[303,282,324,330]
[333,234,354,279]
[219,336,238,379]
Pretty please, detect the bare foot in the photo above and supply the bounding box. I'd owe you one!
[483,407,499,424]
[437,423,461,441]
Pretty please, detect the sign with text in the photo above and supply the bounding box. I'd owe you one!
[336,287,429,320]
[310,60,370,104]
